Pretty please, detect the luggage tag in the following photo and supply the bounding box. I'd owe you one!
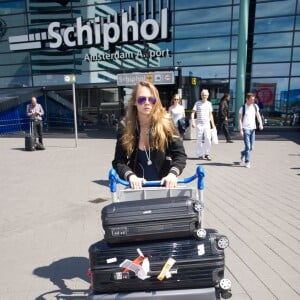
[197,243,205,256]
[122,248,145,272]
[119,259,149,280]
[120,248,150,280]
[157,257,176,281]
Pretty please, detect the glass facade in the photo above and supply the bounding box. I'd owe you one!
[0,0,299,132]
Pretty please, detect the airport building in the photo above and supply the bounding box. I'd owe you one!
[0,0,299,133]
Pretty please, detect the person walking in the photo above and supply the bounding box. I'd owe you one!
[112,81,187,189]
[239,93,263,168]
[168,93,186,138]
[26,96,45,146]
[217,93,233,143]
[191,89,216,161]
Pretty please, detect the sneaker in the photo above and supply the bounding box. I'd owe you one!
[205,154,212,161]
[240,151,245,163]
[226,140,234,143]
[245,162,251,168]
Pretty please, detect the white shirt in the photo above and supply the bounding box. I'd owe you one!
[192,100,212,126]
[169,104,185,127]
[239,104,259,130]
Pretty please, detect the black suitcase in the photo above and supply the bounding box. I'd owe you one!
[89,229,228,294]
[101,196,201,244]
[25,121,36,151]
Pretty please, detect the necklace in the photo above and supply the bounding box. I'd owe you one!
[144,146,152,166]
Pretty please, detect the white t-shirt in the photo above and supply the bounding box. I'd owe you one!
[239,104,259,130]
[192,100,213,126]
[169,105,185,127]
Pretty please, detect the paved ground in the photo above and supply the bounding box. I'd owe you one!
[0,129,299,300]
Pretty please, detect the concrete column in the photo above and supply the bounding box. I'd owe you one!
[234,0,250,130]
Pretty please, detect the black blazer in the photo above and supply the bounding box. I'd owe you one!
[112,128,187,181]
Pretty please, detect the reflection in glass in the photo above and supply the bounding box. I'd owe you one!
[174,22,231,38]
[175,37,230,52]
[175,7,231,24]
[252,63,290,77]
[256,0,296,18]
[253,32,293,48]
[254,17,294,33]
[252,48,291,63]
[181,65,229,79]
[294,32,300,46]
[293,47,300,61]
[175,51,230,66]
[291,63,300,76]
[0,0,25,15]
[1,64,31,77]
[0,52,30,65]
[175,0,232,10]
[0,76,32,89]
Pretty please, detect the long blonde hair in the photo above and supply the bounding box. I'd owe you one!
[121,81,178,156]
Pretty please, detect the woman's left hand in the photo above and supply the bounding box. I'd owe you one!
[161,173,177,188]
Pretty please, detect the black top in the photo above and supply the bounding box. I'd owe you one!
[137,149,160,181]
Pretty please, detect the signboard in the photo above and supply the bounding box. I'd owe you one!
[117,71,175,86]
[9,5,169,52]
[252,83,276,106]
[64,75,76,83]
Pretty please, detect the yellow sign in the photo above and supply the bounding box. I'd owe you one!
[146,74,154,82]
[191,77,197,85]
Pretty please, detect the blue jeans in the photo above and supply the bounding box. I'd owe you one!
[242,129,255,163]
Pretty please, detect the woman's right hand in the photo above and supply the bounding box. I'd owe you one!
[129,174,146,189]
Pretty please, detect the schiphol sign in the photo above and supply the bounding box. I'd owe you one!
[8,5,169,52]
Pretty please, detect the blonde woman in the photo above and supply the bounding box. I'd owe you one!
[112,81,187,189]
[168,94,185,127]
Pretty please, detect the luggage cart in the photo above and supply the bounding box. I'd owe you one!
[88,166,231,300]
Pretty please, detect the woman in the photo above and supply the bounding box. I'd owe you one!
[112,81,187,189]
[168,94,185,135]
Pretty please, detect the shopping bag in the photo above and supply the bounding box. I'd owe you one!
[211,128,218,144]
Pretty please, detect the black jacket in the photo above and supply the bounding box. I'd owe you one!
[218,99,229,121]
[112,128,187,181]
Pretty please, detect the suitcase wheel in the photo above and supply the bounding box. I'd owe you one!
[196,228,206,239]
[220,278,232,291]
[217,236,230,249]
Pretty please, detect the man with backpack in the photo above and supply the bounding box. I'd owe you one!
[239,93,263,168]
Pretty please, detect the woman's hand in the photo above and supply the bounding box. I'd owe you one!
[129,174,145,190]
[161,173,177,188]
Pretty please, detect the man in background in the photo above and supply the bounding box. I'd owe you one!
[217,93,234,143]
[27,97,45,146]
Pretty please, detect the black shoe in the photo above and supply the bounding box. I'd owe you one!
[205,154,212,161]
[226,140,234,143]
[240,151,245,163]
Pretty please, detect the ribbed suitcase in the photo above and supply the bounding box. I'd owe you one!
[101,196,201,244]
[89,229,227,294]
[25,134,35,151]
[87,287,218,300]
[25,121,35,151]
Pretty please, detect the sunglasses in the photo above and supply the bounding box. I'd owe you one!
[137,96,156,105]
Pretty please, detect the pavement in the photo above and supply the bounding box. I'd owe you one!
[0,128,299,300]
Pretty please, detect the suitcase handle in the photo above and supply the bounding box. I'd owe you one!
[108,166,205,193]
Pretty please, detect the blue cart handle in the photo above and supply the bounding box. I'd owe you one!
[109,166,205,193]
